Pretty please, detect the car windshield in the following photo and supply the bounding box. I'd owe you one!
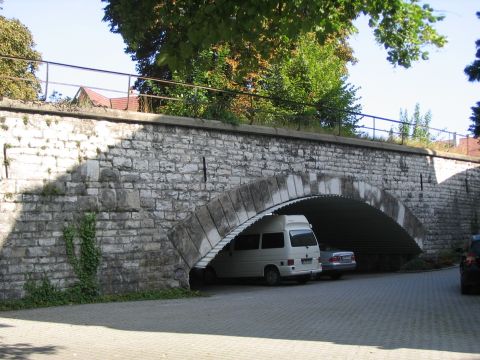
[289,229,318,247]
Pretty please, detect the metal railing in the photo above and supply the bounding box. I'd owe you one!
[0,54,472,155]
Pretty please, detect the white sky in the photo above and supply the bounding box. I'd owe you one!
[2,0,479,137]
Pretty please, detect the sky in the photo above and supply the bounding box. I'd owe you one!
[2,0,479,138]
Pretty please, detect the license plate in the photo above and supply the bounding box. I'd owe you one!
[341,256,351,262]
[301,258,312,264]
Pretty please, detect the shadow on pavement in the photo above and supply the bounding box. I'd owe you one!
[0,343,58,360]
[1,269,480,356]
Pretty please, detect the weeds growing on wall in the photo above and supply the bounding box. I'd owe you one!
[63,212,101,299]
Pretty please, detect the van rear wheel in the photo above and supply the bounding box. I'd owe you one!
[264,266,280,286]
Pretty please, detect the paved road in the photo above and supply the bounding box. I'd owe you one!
[1,268,479,360]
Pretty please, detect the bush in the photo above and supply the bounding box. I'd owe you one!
[400,257,434,271]
[399,249,460,272]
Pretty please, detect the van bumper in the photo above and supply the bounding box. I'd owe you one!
[279,266,323,278]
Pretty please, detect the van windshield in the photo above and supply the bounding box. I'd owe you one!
[289,229,318,247]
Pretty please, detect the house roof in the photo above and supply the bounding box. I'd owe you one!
[79,87,110,107]
[75,87,139,111]
[110,96,140,111]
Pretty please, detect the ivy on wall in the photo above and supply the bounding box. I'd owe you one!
[63,212,101,298]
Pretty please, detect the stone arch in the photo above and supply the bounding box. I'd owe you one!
[167,173,426,270]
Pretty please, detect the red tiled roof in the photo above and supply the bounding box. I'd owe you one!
[75,87,139,111]
[79,87,110,107]
[110,96,139,111]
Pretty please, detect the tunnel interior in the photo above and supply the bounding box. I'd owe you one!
[275,196,422,271]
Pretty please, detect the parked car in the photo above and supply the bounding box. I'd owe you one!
[318,244,356,280]
[207,215,322,285]
[460,234,480,295]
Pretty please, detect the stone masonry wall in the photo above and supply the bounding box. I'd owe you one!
[1,100,479,300]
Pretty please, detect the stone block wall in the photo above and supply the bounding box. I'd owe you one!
[0,99,479,300]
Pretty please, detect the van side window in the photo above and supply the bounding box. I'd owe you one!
[261,233,285,249]
[289,229,318,247]
[234,234,260,251]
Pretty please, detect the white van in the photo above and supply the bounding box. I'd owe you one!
[207,215,322,285]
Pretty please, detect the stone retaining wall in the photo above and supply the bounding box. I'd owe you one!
[0,99,479,299]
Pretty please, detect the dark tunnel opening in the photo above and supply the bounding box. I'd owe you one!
[189,195,423,288]
[275,196,422,272]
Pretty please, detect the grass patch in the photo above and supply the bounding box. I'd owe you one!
[99,288,202,303]
[0,286,203,312]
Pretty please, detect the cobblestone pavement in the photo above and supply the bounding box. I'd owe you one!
[1,268,479,359]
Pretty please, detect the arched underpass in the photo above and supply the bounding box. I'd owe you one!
[275,196,422,272]
[189,193,423,287]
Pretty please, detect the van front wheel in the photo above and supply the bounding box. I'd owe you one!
[264,267,280,286]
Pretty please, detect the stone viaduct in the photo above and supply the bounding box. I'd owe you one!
[0,98,479,299]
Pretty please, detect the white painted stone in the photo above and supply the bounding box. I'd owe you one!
[294,174,304,197]
[286,175,297,198]
[325,177,341,195]
[397,203,406,226]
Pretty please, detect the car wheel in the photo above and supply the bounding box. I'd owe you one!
[264,266,280,286]
[204,267,217,285]
[460,273,470,295]
[330,273,343,280]
[461,277,470,295]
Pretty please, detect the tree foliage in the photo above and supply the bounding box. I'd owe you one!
[258,33,361,132]
[398,103,432,143]
[411,103,432,142]
[464,11,480,137]
[103,0,445,74]
[140,33,361,132]
[0,15,41,100]
[398,108,411,140]
[102,0,444,133]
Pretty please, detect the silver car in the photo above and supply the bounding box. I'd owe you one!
[318,244,356,280]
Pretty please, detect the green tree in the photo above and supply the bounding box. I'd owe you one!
[142,44,243,123]
[258,33,361,133]
[145,33,361,132]
[103,0,446,75]
[411,103,432,142]
[398,103,432,143]
[464,11,480,137]
[0,15,41,100]
[398,108,411,141]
